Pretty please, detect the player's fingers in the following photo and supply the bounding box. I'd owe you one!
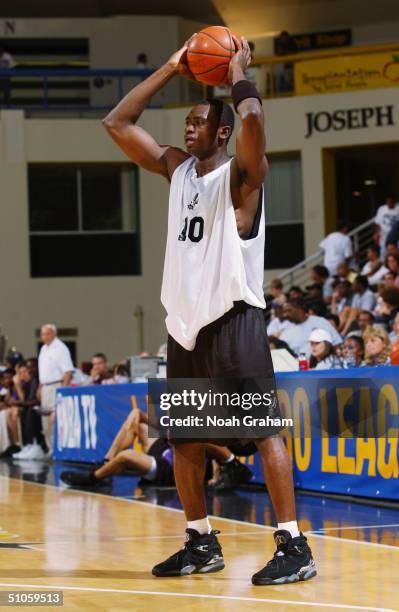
[231,34,242,52]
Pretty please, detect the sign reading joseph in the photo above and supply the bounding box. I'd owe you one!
[305,104,394,138]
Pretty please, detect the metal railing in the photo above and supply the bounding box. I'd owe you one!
[265,217,376,292]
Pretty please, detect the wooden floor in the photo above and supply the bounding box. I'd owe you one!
[0,476,398,612]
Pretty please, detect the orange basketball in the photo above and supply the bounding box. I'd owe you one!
[187,26,237,86]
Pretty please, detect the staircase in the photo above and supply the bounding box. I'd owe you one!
[265,217,376,292]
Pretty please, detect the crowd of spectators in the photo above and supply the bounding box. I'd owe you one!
[266,195,399,370]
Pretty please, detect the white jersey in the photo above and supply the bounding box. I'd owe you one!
[161,156,266,351]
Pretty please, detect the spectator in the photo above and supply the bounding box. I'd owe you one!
[385,253,399,287]
[310,265,333,303]
[90,353,112,384]
[305,283,324,302]
[326,313,340,331]
[287,286,304,300]
[364,327,391,366]
[382,271,396,288]
[331,280,353,317]
[274,31,296,92]
[336,261,357,284]
[0,368,21,457]
[10,360,48,460]
[319,222,353,276]
[267,304,290,337]
[340,275,377,336]
[309,329,343,370]
[136,53,148,69]
[375,193,399,258]
[389,312,399,365]
[280,298,342,357]
[358,310,375,334]
[307,300,328,318]
[38,324,74,442]
[0,45,16,105]
[379,287,399,331]
[361,244,389,286]
[269,278,287,308]
[343,334,365,368]
[386,242,399,256]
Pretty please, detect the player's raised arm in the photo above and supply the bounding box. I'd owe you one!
[229,37,268,190]
[102,43,193,180]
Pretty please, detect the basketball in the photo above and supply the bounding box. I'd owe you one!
[187,26,237,86]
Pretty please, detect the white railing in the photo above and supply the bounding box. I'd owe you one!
[265,217,376,292]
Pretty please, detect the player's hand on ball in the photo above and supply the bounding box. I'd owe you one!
[167,37,196,81]
[228,36,251,83]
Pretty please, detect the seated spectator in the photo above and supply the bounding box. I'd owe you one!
[379,286,399,332]
[305,283,324,302]
[336,261,357,284]
[364,327,391,366]
[309,265,334,303]
[385,253,399,287]
[90,353,113,384]
[386,242,399,256]
[326,313,340,331]
[386,220,399,251]
[0,368,22,457]
[382,271,396,287]
[280,298,342,357]
[309,329,343,370]
[287,286,304,300]
[269,278,287,308]
[389,312,399,364]
[267,304,290,337]
[331,280,352,319]
[343,334,365,368]
[340,275,377,336]
[358,310,375,334]
[361,244,389,287]
[307,300,328,318]
[102,362,130,385]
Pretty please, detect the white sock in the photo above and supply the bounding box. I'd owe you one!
[187,517,212,535]
[143,456,158,481]
[221,453,235,464]
[277,521,300,538]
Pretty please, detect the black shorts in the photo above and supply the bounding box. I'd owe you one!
[167,301,282,445]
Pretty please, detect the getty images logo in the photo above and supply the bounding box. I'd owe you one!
[56,393,97,451]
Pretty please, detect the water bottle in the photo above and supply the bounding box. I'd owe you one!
[346,345,356,368]
[298,353,309,371]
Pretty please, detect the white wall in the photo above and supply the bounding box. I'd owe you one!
[1,85,399,361]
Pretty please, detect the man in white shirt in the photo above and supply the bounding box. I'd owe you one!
[281,299,342,357]
[375,194,399,258]
[319,222,353,276]
[38,324,74,418]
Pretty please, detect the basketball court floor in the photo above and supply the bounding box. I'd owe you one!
[0,459,398,611]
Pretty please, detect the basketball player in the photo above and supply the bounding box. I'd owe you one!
[103,36,316,585]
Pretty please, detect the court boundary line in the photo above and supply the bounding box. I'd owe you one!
[2,475,399,552]
[0,582,395,612]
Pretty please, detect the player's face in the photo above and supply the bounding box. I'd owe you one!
[184,105,220,159]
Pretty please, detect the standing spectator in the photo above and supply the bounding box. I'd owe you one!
[90,353,113,384]
[0,45,16,105]
[308,329,343,370]
[361,244,389,287]
[38,324,74,446]
[375,194,399,258]
[281,299,342,357]
[364,327,391,366]
[319,222,353,276]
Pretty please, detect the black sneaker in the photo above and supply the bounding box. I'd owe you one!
[252,530,317,585]
[152,529,225,577]
[60,470,109,487]
[0,444,21,458]
[209,458,253,491]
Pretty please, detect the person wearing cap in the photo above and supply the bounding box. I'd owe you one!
[309,329,343,370]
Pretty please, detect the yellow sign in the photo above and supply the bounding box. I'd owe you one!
[295,52,399,95]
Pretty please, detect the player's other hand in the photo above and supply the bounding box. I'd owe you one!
[167,36,196,81]
[228,36,251,83]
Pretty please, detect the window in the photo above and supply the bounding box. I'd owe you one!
[264,153,304,269]
[28,164,140,277]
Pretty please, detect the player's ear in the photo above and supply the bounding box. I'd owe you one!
[218,125,231,144]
